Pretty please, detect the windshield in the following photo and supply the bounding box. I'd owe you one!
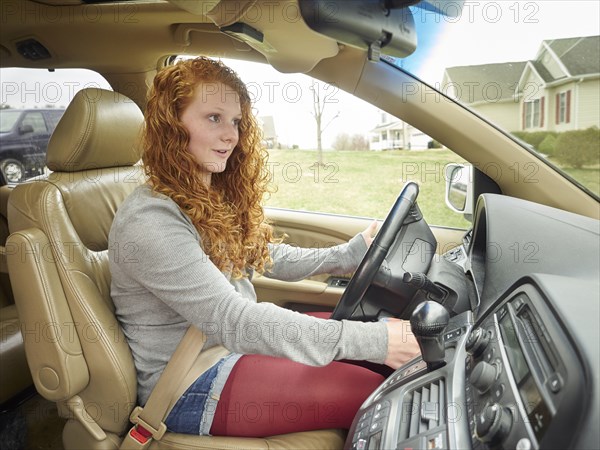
[0,110,22,133]
[390,0,599,196]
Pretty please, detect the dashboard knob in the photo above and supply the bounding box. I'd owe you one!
[466,328,490,357]
[475,403,512,445]
[469,361,496,394]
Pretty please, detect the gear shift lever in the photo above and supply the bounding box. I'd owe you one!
[410,301,450,371]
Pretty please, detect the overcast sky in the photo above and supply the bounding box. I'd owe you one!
[1,1,598,148]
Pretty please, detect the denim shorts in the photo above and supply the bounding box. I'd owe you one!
[165,353,241,435]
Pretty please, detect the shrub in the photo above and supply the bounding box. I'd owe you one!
[332,132,369,151]
[511,130,558,150]
[350,134,369,151]
[332,133,350,151]
[538,134,557,156]
[554,127,600,168]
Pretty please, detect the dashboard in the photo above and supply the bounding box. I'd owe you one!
[346,194,600,450]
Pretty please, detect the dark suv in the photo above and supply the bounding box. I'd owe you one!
[0,108,65,182]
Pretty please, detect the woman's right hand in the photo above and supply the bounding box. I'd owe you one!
[383,319,421,369]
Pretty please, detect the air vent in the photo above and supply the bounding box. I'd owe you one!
[16,39,51,61]
[398,378,446,440]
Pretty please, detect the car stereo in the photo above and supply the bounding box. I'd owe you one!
[346,281,588,450]
[465,283,585,449]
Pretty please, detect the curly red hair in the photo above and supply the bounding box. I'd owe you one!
[142,57,274,278]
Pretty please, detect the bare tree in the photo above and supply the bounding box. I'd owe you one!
[310,80,339,166]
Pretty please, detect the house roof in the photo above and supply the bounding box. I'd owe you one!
[444,62,527,103]
[443,35,599,104]
[544,35,600,76]
[530,61,555,83]
[370,120,403,132]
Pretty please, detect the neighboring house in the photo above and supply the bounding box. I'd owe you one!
[518,36,600,132]
[369,112,432,150]
[442,61,526,132]
[442,35,600,133]
[258,115,277,148]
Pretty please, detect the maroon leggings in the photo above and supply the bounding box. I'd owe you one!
[210,312,386,437]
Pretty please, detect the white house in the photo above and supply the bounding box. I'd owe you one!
[369,112,433,150]
[442,35,600,133]
[517,36,600,132]
[442,61,526,132]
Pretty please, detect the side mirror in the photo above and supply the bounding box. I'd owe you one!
[445,164,473,218]
[18,124,34,135]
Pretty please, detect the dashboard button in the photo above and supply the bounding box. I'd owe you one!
[498,307,507,320]
[375,400,390,412]
[351,438,367,450]
[356,418,369,431]
[548,373,563,393]
[373,410,388,422]
[466,328,490,358]
[470,361,497,394]
[370,421,382,432]
[514,297,524,310]
[352,428,367,443]
[492,383,505,401]
[475,403,512,445]
[493,359,503,379]
[359,409,373,422]
[516,438,532,450]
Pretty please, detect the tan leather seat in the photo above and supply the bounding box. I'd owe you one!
[0,183,33,404]
[6,88,345,450]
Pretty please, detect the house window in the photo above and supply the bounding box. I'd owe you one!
[557,91,571,123]
[524,99,541,129]
[559,92,566,122]
[381,131,387,140]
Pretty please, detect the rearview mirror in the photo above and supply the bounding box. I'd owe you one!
[299,0,417,61]
[445,164,473,216]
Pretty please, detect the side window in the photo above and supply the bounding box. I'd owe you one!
[0,68,111,183]
[223,59,470,230]
[21,112,47,133]
[44,111,65,132]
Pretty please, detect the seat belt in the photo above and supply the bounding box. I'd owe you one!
[120,325,207,449]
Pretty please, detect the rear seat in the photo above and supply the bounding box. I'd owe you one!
[0,183,32,404]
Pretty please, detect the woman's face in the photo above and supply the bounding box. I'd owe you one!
[180,82,242,185]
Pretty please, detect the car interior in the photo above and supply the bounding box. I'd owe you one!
[0,1,598,449]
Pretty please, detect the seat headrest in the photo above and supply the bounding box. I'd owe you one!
[47,88,143,172]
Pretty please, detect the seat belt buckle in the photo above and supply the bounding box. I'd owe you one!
[128,425,151,444]
[129,406,167,441]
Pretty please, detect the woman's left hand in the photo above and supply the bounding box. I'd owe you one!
[360,220,378,247]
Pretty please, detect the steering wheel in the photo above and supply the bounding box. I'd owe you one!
[330,181,420,320]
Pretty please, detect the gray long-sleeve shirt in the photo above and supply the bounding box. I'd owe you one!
[109,185,388,405]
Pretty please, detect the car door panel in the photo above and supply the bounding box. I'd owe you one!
[258,207,466,310]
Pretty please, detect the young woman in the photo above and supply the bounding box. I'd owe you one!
[109,56,419,437]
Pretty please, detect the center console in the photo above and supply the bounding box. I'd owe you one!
[345,280,587,450]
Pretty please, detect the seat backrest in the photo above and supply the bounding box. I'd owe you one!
[6,88,144,437]
[0,184,14,307]
[0,182,33,405]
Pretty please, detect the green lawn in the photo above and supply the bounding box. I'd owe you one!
[264,149,471,229]
[550,162,600,197]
